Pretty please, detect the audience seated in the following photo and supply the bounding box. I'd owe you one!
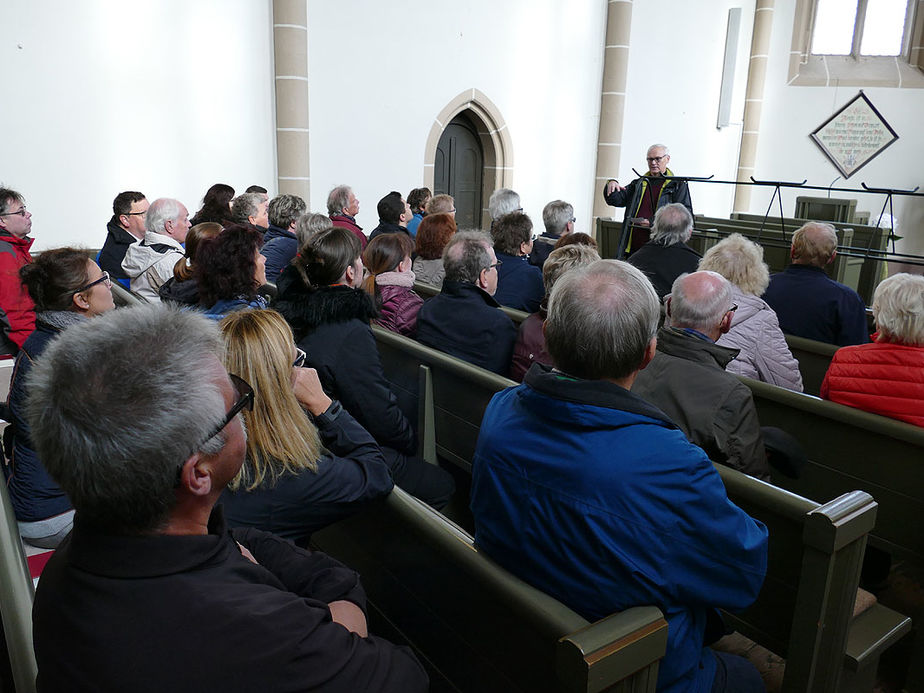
[99,190,149,289]
[510,244,599,381]
[369,191,414,242]
[699,233,803,391]
[762,221,869,346]
[261,194,307,281]
[529,200,574,270]
[0,187,36,355]
[158,222,221,306]
[121,197,191,302]
[189,182,234,226]
[274,227,454,509]
[230,192,269,232]
[627,202,701,298]
[633,271,770,480]
[275,212,333,297]
[246,184,268,196]
[6,248,114,548]
[491,212,544,312]
[425,193,455,217]
[416,230,517,375]
[217,309,395,543]
[363,233,422,337]
[27,304,428,691]
[195,224,269,319]
[328,184,366,249]
[471,259,768,693]
[554,231,597,250]
[406,187,431,237]
[821,272,924,427]
[488,188,521,225]
[412,213,456,288]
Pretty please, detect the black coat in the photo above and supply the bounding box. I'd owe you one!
[627,240,702,298]
[97,219,138,282]
[602,174,693,258]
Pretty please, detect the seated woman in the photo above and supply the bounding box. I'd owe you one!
[510,244,600,381]
[189,182,234,226]
[275,226,454,509]
[490,212,544,312]
[159,222,222,305]
[821,273,924,427]
[412,213,456,288]
[195,223,269,319]
[6,249,115,547]
[217,309,394,543]
[363,232,422,337]
[699,233,803,392]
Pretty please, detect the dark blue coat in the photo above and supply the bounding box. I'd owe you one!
[493,251,544,313]
[261,224,298,281]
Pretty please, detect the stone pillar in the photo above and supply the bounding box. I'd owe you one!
[733,0,774,213]
[593,0,634,221]
[273,0,310,203]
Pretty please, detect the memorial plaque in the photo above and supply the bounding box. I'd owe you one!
[810,91,898,179]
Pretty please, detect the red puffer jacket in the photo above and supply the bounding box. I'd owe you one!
[820,341,924,428]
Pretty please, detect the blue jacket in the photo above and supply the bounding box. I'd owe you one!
[201,296,267,321]
[406,213,423,237]
[762,264,869,346]
[493,251,544,312]
[261,224,298,282]
[471,365,768,693]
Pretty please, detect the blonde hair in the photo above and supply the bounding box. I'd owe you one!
[791,222,837,267]
[698,233,770,296]
[873,273,924,345]
[542,245,601,295]
[218,309,322,491]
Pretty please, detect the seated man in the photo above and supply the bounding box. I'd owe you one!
[121,197,190,302]
[491,211,544,312]
[627,202,701,298]
[99,190,149,289]
[417,230,516,374]
[261,193,307,281]
[0,187,35,354]
[368,191,413,242]
[632,271,770,480]
[471,260,768,693]
[27,305,428,692]
[328,184,367,249]
[762,221,869,346]
[529,200,574,270]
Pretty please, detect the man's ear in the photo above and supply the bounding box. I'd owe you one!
[177,453,213,497]
[826,250,837,266]
[477,268,489,290]
[639,337,658,370]
[664,296,672,319]
[719,311,733,335]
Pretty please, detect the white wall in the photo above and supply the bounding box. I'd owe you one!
[1,0,276,251]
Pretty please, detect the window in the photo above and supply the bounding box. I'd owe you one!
[789,0,924,87]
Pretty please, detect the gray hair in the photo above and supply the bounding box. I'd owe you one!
[231,193,264,224]
[648,143,670,156]
[873,273,924,345]
[295,212,333,248]
[25,305,229,533]
[792,222,838,267]
[698,232,769,296]
[443,230,493,284]
[145,198,183,236]
[268,194,307,228]
[650,203,693,246]
[542,200,574,236]
[488,188,521,220]
[327,185,353,216]
[542,244,600,295]
[546,260,659,381]
[667,271,733,333]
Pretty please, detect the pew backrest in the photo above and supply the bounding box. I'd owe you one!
[784,335,838,396]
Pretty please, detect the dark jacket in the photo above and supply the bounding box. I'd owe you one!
[158,277,200,306]
[510,310,552,382]
[330,214,367,250]
[528,233,561,270]
[33,507,428,692]
[602,173,693,257]
[493,251,544,313]
[632,327,770,481]
[221,400,395,544]
[375,282,423,337]
[275,282,416,456]
[627,240,702,298]
[368,221,411,243]
[261,224,298,282]
[98,218,138,284]
[762,264,869,346]
[416,280,517,376]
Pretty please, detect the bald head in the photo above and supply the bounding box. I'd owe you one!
[791,222,837,267]
[667,271,734,338]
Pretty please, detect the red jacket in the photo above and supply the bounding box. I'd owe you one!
[820,340,924,428]
[0,233,35,350]
[330,214,367,250]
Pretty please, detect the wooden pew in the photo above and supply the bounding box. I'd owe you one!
[371,327,912,691]
[783,335,838,396]
[312,486,669,693]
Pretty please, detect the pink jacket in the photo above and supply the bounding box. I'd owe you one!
[374,272,423,338]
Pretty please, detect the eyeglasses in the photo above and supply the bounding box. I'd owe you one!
[293,347,307,368]
[646,155,667,163]
[123,210,147,217]
[73,271,111,294]
[570,217,576,223]
[0,206,27,217]
[729,303,739,313]
[203,374,254,443]
[487,261,503,270]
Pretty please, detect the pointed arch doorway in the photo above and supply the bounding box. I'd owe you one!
[434,114,483,230]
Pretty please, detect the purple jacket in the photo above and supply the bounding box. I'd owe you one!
[374,273,423,337]
[510,311,553,382]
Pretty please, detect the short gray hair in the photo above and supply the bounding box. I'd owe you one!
[650,203,693,246]
[488,188,521,220]
[667,271,733,333]
[295,212,333,248]
[542,244,600,295]
[546,260,658,380]
[698,233,769,296]
[873,273,924,345]
[145,198,183,235]
[268,194,307,228]
[792,222,838,267]
[327,185,352,216]
[443,230,492,284]
[648,143,670,156]
[542,200,574,236]
[231,193,264,224]
[25,305,229,533]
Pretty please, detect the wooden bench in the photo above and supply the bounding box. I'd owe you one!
[371,326,913,691]
[783,335,838,396]
[312,486,668,693]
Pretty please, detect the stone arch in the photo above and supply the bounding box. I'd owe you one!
[424,89,513,230]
